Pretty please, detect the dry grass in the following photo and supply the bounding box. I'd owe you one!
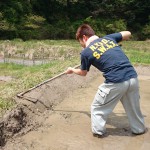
[0,39,81,60]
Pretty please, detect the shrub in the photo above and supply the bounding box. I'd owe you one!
[142,23,150,40]
[83,17,127,36]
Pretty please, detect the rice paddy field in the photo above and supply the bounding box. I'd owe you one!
[0,40,150,113]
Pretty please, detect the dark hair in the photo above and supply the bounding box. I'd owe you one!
[76,24,95,40]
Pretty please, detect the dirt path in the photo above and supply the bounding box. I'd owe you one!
[3,73,150,150]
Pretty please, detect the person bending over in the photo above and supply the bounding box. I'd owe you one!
[65,24,146,137]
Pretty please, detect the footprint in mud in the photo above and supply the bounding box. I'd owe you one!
[59,112,72,120]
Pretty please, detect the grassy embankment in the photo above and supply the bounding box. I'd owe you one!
[0,40,150,113]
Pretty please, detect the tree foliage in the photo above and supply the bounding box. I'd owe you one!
[0,0,149,40]
[0,0,31,28]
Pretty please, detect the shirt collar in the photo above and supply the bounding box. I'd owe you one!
[86,35,99,47]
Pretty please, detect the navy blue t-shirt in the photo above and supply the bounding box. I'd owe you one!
[80,33,137,83]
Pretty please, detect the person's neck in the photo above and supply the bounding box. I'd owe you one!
[86,35,99,47]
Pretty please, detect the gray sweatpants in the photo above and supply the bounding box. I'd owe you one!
[91,78,146,135]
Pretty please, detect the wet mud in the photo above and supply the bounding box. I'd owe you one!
[1,65,150,150]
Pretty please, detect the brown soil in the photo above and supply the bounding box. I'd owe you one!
[1,66,150,150]
[0,76,13,82]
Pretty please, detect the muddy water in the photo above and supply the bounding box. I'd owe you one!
[4,75,150,150]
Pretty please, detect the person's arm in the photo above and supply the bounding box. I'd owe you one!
[120,31,131,41]
[65,67,87,76]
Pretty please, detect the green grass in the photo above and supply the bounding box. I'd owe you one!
[0,59,79,112]
[0,40,150,113]
[122,41,150,64]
